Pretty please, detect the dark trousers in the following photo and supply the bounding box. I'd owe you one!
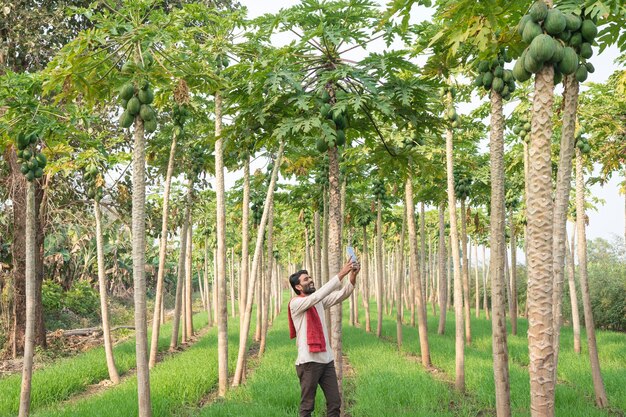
[295,361,341,417]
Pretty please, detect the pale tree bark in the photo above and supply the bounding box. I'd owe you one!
[131,112,151,417]
[510,218,518,336]
[94,201,120,383]
[406,176,431,366]
[565,230,581,354]
[204,238,212,326]
[170,179,192,350]
[483,246,490,320]
[376,199,384,338]
[314,209,322,290]
[214,91,228,397]
[328,144,344,396]
[489,90,511,417]
[437,204,447,334]
[575,151,608,408]
[460,198,471,344]
[239,155,250,330]
[551,75,579,380]
[361,225,371,332]
[232,140,285,387]
[323,188,329,287]
[184,221,194,340]
[474,243,480,318]
[259,199,274,356]
[396,207,406,349]
[420,202,427,316]
[149,131,178,368]
[527,53,556,416]
[230,249,236,318]
[444,121,465,391]
[18,182,36,417]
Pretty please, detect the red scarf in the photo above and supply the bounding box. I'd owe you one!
[288,295,326,353]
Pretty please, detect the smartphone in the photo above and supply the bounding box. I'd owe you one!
[347,246,358,263]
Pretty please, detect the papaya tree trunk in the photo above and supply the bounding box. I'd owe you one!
[437,204,447,334]
[362,225,371,332]
[420,202,427,315]
[460,198,471,344]
[259,199,274,356]
[406,175,431,366]
[551,75,579,380]
[185,219,194,340]
[375,199,384,338]
[483,246,489,320]
[565,230,581,354]
[232,141,284,387]
[239,155,250,330]
[18,182,36,417]
[131,110,151,417]
[510,216,518,336]
[445,120,465,391]
[575,150,608,408]
[489,89,511,417]
[149,131,178,368]
[474,243,480,318]
[314,209,322,290]
[94,200,119,383]
[396,207,405,349]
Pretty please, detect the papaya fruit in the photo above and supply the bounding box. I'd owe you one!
[575,64,588,82]
[522,21,543,44]
[119,111,134,128]
[579,43,593,59]
[557,47,578,75]
[140,104,155,122]
[120,83,135,101]
[580,20,597,42]
[138,87,154,104]
[544,9,567,36]
[144,118,157,133]
[530,34,556,63]
[565,14,582,32]
[529,0,548,23]
[127,97,141,115]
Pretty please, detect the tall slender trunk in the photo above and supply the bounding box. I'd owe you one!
[474,243,480,318]
[239,155,250,330]
[565,230,581,354]
[551,75,579,381]
[314,209,322,290]
[575,150,608,408]
[527,44,557,417]
[170,184,191,350]
[489,90,511,417]
[510,217,518,336]
[232,141,285,387]
[396,207,406,349]
[204,239,212,326]
[18,182,35,417]
[184,220,194,340]
[362,225,371,332]
[328,144,344,397]
[445,121,465,391]
[149,132,178,368]
[420,202,427,315]
[214,91,229,397]
[259,200,274,356]
[406,176,431,366]
[460,198,471,344]
[322,188,329,286]
[94,201,119,383]
[437,204,447,334]
[131,104,151,417]
[376,199,384,338]
[483,246,490,320]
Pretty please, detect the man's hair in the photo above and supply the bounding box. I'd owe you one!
[289,270,308,295]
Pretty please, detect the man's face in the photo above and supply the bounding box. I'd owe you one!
[297,274,315,295]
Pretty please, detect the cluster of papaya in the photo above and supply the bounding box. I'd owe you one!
[84,164,103,201]
[474,50,516,100]
[514,0,597,84]
[372,178,386,201]
[576,132,592,154]
[512,114,532,143]
[15,132,46,182]
[317,90,349,153]
[402,132,425,150]
[118,79,157,133]
[172,103,190,137]
[454,172,472,200]
[215,54,230,74]
[250,194,264,225]
[440,86,460,129]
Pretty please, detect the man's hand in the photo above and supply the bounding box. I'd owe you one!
[338,259,354,279]
[349,262,361,285]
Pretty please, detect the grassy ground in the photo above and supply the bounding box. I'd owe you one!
[0,312,209,417]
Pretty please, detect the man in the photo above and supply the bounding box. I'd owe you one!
[288,259,360,417]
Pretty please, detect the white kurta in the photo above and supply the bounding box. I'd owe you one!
[289,275,355,365]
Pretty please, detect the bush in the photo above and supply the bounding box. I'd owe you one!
[42,279,100,330]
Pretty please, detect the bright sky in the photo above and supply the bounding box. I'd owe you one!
[222,0,625,244]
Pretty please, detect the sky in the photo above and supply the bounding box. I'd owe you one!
[218,0,625,245]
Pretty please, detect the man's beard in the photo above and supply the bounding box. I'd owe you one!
[302,284,316,295]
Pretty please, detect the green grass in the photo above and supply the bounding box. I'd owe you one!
[369,298,626,417]
[33,311,243,417]
[0,312,209,417]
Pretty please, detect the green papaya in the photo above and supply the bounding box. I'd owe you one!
[119,111,134,128]
[20,163,30,175]
[575,64,588,82]
[139,104,155,122]
[138,87,154,104]
[478,60,490,72]
[447,107,457,121]
[120,83,135,101]
[513,55,532,82]
[529,34,556,63]
[17,132,29,150]
[557,47,578,75]
[320,103,332,118]
[333,114,347,130]
[585,62,595,73]
[35,153,47,168]
[492,77,505,93]
[22,149,33,160]
[579,43,593,59]
[127,97,141,115]
[569,32,582,48]
[557,30,572,42]
[529,0,548,22]
[524,122,531,131]
[580,20,597,42]
[544,9,567,35]
[25,170,35,182]
[522,21,543,44]
[34,168,43,178]
[549,41,564,63]
[482,72,494,88]
[554,71,563,85]
[144,118,157,133]
[565,14,582,31]
[503,70,513,83]
[28,133,38,145]
[494,66,504,78]
[473,74,484,87]
[27,159,38,170]
[321,90,331,103]
[336,129,346,146]
[518,15,533,36]
[524,51,542,73]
